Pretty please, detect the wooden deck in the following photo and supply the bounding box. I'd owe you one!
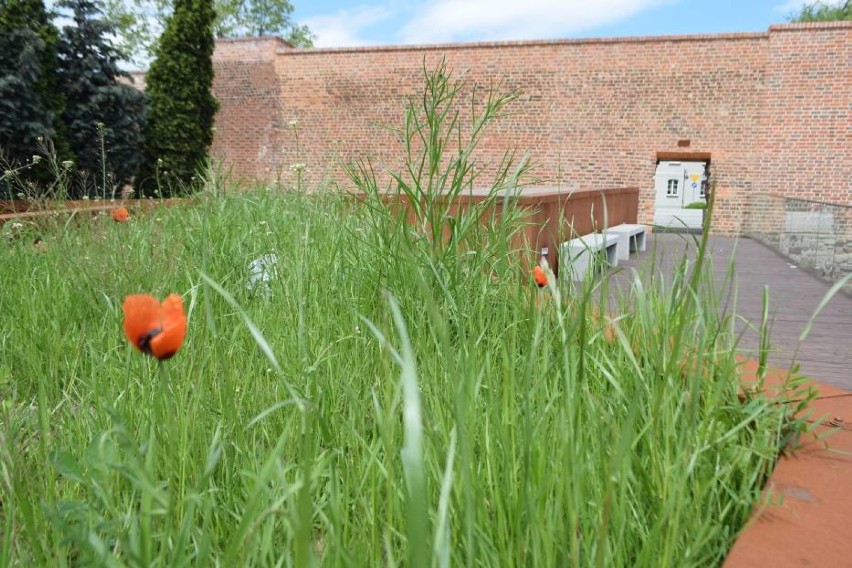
[607,232,852,390]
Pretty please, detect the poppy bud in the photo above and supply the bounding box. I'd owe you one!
[111,207,130,222]
[533,265,548,288]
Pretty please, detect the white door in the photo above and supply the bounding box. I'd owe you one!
[653,161,707,229]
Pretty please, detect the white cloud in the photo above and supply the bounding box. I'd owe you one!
[301,5,395,47]
[401,0,675,44]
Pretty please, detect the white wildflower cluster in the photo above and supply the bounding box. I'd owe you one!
[288,120,299,128]
[290,163,307,173]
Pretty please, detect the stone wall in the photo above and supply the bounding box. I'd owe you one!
[745,194,852,292]
[207,22,851,234]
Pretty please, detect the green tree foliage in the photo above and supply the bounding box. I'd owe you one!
[103,0,313,68]
[0,26,52,179]
[136,0,217,196]
[0,0,69,191]
[102,0,168,68]
[788,0,852,21]
[55,0,147,197]
[214,0,314,41]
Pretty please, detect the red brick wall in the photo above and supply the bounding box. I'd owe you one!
[209,23,851,234]
[758,23,851,205]
[212,37,291,184]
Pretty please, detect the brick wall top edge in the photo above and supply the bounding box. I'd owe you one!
[768,21,852,32]
[276,30,770,56]
[216,35,294,47]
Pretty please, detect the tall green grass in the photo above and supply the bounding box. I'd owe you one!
[0,63,804,566]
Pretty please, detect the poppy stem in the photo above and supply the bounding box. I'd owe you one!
[154,360,170,420]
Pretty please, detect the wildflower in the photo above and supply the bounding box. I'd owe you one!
[533,265,548,288]
[290,163,307,172]
[123,293,187,360]
[111,207,130,222]
[10,222,23,230]
[288,119,299,128]
[61,160,74,170]
[31,155,42,165]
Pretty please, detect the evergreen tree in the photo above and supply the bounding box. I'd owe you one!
[137,0,218,196]
[56,0,147,197]
[0,0,69,193]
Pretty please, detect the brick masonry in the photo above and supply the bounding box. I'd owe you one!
[208,23,851,235]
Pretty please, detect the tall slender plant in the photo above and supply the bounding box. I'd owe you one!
[347,59,533,281]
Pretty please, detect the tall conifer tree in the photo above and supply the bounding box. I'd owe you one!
[0,0,69,192]
[56,0,147,197]
[137,0,218,196]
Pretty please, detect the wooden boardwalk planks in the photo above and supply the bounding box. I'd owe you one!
[609,232,852,390]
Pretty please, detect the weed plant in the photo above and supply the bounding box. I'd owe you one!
[0,64,809,567]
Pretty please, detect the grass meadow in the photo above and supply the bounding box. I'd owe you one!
[0,64,811,566]
[0,185,804,567]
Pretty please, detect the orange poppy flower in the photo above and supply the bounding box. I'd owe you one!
[111,207,130,222]
[123,293,187,360]
[533,265,548,288]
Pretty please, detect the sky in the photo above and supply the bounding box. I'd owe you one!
[292,0,838,48]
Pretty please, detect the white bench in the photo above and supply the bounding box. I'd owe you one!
[561,232,620,282]
[606,223,647,261]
